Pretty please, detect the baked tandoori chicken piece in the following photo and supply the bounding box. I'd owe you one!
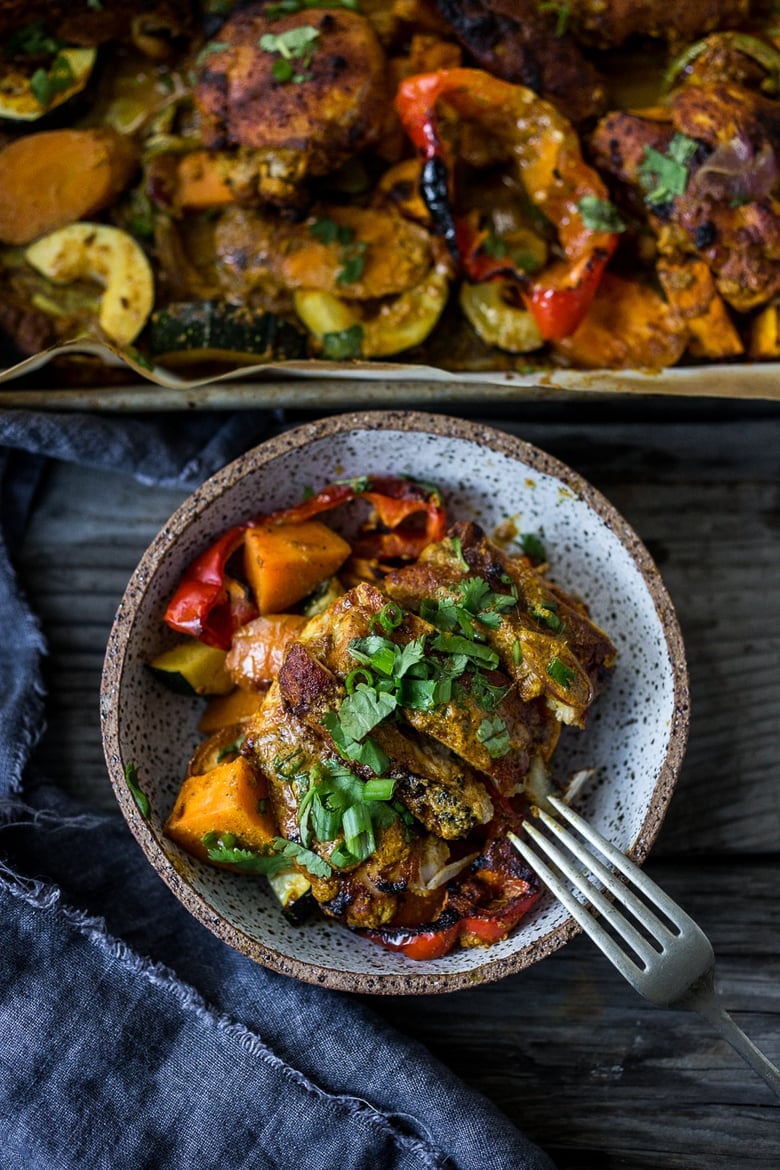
[297,579,560,796]
[385,523,617,727]
[433,0,606,124]
[278,641,495,840]
[563,0,751,49]
[194,3,389,204]
[590,80,780,314]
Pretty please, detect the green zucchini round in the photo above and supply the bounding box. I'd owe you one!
[147,301,309,363]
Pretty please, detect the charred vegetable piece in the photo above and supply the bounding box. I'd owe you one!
[267,869,317,926]
[226,614,312,690]
[149,640,234,696]
[362,834,542,956]
[25,223,154,346]
[394,67,619,340]
[164,477,447,650]
[147,302,308,363]
[199,687,265,734]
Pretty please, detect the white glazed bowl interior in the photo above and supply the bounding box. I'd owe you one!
[101,411,689,994]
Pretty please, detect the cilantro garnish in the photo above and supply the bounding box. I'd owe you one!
[124,762,150,818]
[637,133,700,207]
[216,733,246,763]
[337,245,366,285]
[267,0,359,16]
[322,324,364,359]
[321,709,390,772]
[309,218,367,284]
[202,831,332,878]
[476,716,511,759]
[30,54,75,108]
[421,576,518,640]
[519,532,547,564]
[577,195,626,233]
[195,41,231,66]
[296,759,397,868]
[310,217,351,245]
[538,1,571,37]
[272,837,333,878]
[547,656,576,690]
[259,25,320,83]
[7,21,64,57]
[528,601,565,634]
[482,226,508,260]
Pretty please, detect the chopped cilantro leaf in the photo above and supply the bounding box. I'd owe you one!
[124,762,150,818]
[519,532,547,563]
[577,195,626,233]
[321,324,364,360]
[202,831,292,875]
[476,716,511,758]
[538,1,570,36]
[547,656,576,690]
[637,133,699,207]
[528,601,565,633]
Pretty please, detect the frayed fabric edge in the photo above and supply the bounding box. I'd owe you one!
[0,866,451,1170]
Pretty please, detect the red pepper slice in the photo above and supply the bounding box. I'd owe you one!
[164,525,255,650]
[260,476,446,563]
[359,833,542,960]
[395,68,619,339]
[163,477,446,648]
[527,245,617,341]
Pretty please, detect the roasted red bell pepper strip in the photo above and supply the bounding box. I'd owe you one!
[260,476,447,563]
[163,477,447,648]
[164,525,257,649]
[360,835,542,960]
[395,68,619,340]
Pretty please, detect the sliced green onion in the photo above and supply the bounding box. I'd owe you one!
[377,602,403,632]
[363,777,396,801]
[345,667,374,694]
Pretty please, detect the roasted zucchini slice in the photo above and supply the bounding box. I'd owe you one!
[0,47,97,123]
[267,869,317,925]
[147,302,309,363]
[149,640,234,696]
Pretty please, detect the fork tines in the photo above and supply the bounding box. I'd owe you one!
[508,796,698,985]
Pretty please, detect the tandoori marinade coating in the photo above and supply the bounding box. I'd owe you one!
[163,475,616,959]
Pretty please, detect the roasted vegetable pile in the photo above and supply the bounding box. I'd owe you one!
[153,475,616,959]
[3,0,780,374]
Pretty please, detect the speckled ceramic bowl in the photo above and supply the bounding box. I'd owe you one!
[101,410,689,994]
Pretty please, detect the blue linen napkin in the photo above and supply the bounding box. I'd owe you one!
[0,407,556,1170]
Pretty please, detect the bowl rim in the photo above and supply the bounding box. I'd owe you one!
[101,409,690,995]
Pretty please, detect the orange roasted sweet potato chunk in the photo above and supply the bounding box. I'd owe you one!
[243,520,350,614]
[164,755,276,863]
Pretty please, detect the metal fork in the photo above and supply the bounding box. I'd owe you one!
[508,795,780,1097]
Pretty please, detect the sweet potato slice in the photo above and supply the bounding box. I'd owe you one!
[0,128,137,246]
[164,755,276,863]
[243,521,351,614]
[198,687,266,734]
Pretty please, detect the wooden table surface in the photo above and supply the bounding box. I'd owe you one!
[16,399,780,1169]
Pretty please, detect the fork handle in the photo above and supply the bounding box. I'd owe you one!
[682,970,780,1097]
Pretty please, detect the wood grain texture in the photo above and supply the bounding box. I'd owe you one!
[15,414,780,1169]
